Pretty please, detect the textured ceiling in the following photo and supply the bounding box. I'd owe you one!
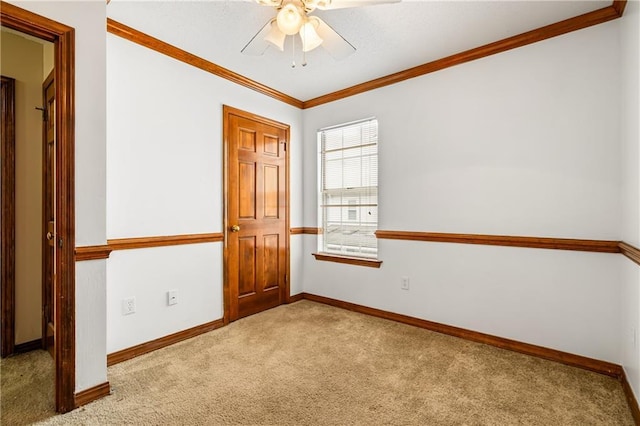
[107,0,611,101]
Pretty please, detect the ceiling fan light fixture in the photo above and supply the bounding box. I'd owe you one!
[264,19,286,51]
[300,17,323,52]
[276,3,304,35]
[302,0,319,12]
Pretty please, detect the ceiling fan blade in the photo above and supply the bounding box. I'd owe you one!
[314,17,355,60]
[241,19,274,56]
[254,0,282,6]
[317,0,400,10]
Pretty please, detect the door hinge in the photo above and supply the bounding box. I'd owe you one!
[281,141,287,151]
[284,274,287,283]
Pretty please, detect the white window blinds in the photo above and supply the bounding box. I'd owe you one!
[318,118,378,258]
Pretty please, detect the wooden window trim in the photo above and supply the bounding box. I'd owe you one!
[312,253,382,268]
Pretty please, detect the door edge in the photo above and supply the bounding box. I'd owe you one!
[1,76,16,358]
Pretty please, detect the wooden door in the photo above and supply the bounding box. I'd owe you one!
[1,76,16,358]
[224,106,289,322]
[42,71,55,357]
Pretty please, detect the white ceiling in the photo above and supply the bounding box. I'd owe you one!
[107,0,611,101]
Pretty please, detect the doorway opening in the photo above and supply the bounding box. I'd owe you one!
[1,3,76,413]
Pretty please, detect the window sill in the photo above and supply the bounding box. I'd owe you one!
[312,253,382,268]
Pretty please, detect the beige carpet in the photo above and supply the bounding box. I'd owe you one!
[1,349,54,425]
[1,300,635,425]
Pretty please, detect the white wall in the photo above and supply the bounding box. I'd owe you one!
[620,0,640,406]
[107,244,222,353]
[7,0,108,392]
[302,21,623,362]
[0,31,45,345]
[106,33,303,353]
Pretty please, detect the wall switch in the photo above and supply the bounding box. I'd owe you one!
[401,276,410,290]
[122,297,136,315]
[167,290,178,306]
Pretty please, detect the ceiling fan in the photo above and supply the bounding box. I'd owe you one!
[241,0,400,67]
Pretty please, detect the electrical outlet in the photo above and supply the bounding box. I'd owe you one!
[401,276,410,290]
[122,297,136,315]
[167,290,178,306]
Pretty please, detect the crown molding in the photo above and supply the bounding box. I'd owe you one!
[107,1,626,109]
[302,1,626,108]
[106,18,304,109]
[612,0,628,16]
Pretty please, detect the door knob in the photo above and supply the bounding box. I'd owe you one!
[230,225,240,232]
[46,231,54,240]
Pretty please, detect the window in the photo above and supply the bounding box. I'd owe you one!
[318,118,378,259]
[347,200,357,221]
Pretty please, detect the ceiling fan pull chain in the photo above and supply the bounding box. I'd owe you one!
[302,24,308,67]
[291,35,296,68]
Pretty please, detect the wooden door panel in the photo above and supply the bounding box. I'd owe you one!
[263,134,279,156]
[238,162,256,219]
[238,236,257,297]
[239,128,256,152]
[263,165,279,219]
[225,107,288,322]
[263,234,279,291]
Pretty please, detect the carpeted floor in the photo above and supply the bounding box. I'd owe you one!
[1,349,54,425]
[1,300,635,425]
